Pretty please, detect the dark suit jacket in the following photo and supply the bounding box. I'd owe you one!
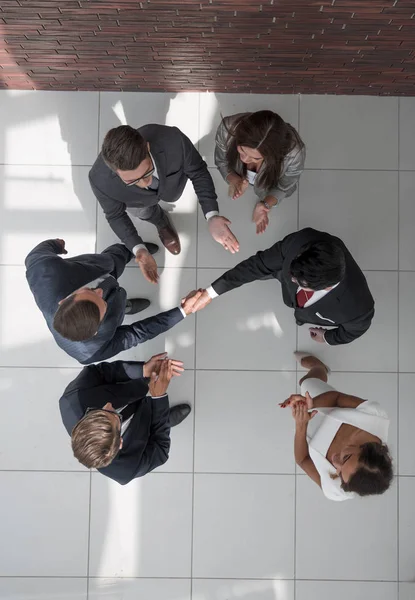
[25,239,183,364]
[59,361,170,484]
[211,228,375,345]
[89,124,219,250]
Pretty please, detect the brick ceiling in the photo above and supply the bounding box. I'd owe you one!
[1,0,414,95]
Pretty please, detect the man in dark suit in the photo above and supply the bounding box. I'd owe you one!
[59,353,190,485]
[89,124,239,284]
[25,238,202,364]
[183,228,374,346]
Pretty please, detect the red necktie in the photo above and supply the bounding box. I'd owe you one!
[296,289,314,308]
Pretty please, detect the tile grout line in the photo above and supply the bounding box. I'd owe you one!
[86,470,92,600]
[94,92,101,256]
[396,96,400,585]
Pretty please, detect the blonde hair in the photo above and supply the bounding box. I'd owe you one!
[71,411,121,469]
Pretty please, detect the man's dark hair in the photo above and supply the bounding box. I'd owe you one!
[53,295,101,342]
[290,240,346,290]
[341,442,393,497]
[101,125,148,171]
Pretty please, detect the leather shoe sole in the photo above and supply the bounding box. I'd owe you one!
[169,403,191,427]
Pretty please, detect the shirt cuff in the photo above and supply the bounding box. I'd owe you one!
[179,306,187,318]
[323,331,330,345]
[133,244,147,256]
[150,393,168,400]
[206,285,218,299]
[205,210,219,221]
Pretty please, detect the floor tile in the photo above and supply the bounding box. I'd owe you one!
[194,370,296,474]
[0,165,97,266]
[0,472,89,576]
[299,170,398,270]
[399,171,415,270]
[197,168,298,269]
[296,476,397,581]
[89,578,191,600]
[0,367,86,471]
[399,375,415,476]
[195,268,296,371]
[297,270,398,372]
[400,583,415,600]
[0,578,87,600]
[0,90,99,165]
[99,91,199,147]
[116,267,197,367]
[0,266,79,367]
[321,372,398,469]
[193,579,294,600]
[199,92,299,166]
[96,179,198,268]
[399,476,415,581]
[399,273,415,372]
[399,98,415,170]
[299,95,398,170]
[193,474,295,578]
[296,581,397,600]
[89,472,192,577]
[154,369,194,473]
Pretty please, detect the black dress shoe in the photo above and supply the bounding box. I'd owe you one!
[143,242,159,255]
[169,404,191,427]
[125,298,151,315]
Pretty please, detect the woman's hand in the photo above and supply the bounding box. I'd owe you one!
[280,391,314,410]
[227,173,249,200]
[252,201,270,234]
[292,400,317,425]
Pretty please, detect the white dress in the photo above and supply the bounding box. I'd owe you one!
[300,378,390,502]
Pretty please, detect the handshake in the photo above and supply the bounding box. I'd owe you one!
[180,288,212,315]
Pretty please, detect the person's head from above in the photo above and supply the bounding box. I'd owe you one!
[53,287,107,342]
[224,110,304,189]
[290,240,346,291]
[331,442,393,497]
[71,403,123,469]
[102,125,154,189]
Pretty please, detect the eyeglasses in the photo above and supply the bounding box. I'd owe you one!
[124,155,155,186]
[84,407,123,430]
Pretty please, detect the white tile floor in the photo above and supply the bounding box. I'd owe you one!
[0,90,413,600]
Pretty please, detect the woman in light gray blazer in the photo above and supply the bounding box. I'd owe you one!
[214,110,305,234]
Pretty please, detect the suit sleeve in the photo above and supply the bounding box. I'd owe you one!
[324,306,375,346]
[179,128,219,215]
[89,175,143,250]
[25,239,64,271]
[86,307,184,363]
[211,240,285,295]
[127,394,171,482]
[63,361,147,394]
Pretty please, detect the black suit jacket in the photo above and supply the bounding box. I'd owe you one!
[211,228,375,345]
[59,361,171,484]
[25,239,183,364]
[89,124,219,250]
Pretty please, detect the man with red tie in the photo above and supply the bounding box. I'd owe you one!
[183,228,375,346]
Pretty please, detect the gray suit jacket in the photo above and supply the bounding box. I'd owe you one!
[214,113,305,203]
[89,124,219,250]
[25,239,183,364]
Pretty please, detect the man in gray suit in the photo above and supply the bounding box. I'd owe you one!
[89,124,239,284]
[25,238,202,365]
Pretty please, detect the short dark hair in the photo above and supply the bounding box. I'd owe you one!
[290,240,346,290]
[101,125,147,171]
[71,411,121,469]
[53,295,101,341]
[342,442,393,497]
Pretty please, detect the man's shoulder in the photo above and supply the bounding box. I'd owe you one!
[89,153,114,184]
[139,123,183,143]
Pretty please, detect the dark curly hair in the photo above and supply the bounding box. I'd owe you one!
[341,442,393,497]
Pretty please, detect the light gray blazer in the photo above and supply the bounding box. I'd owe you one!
[214,113,306,203]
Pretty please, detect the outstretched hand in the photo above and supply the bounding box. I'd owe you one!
[279,391,314,409]
[181,288,212,314]
[143,352,184,378]
[135,248,159,284]
[208,215,240,254]
[181,289,205,315]
[291,400,317,424]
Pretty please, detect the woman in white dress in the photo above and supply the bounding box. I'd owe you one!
[280,352,393,501]
[214,110,305,234]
